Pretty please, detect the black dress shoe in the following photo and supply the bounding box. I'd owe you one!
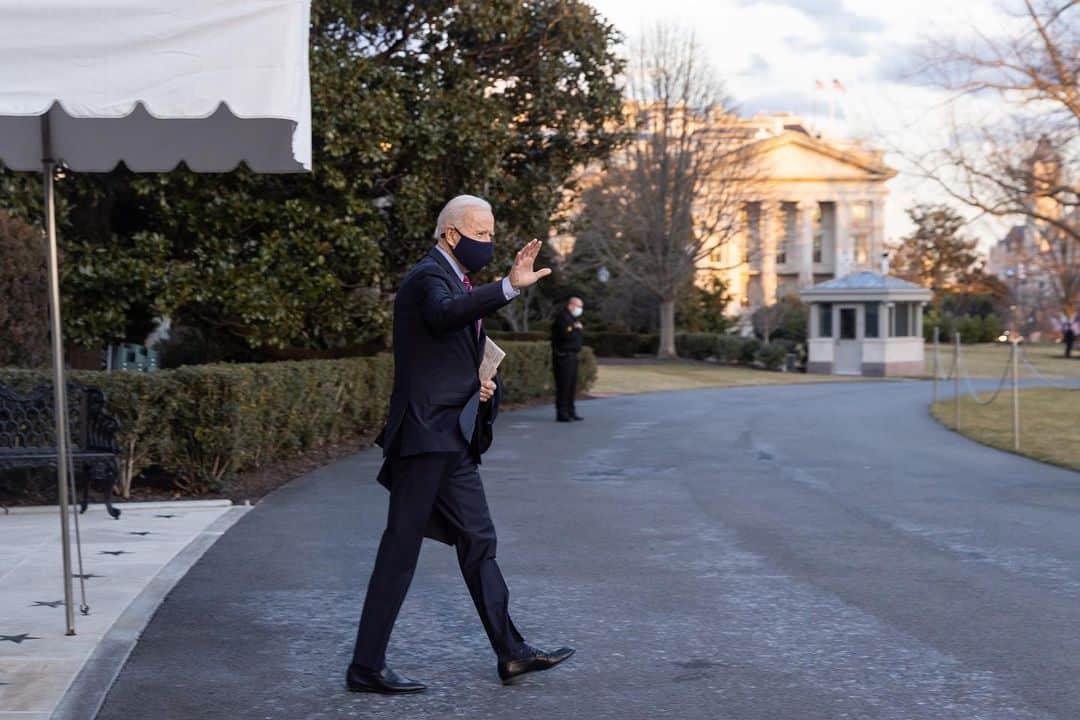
[346,664,425,694]
[556,416,572,422]
[497,645,575,684]
[571,414,584,421]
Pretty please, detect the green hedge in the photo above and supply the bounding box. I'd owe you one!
[923,310,1005,344]
[0,341,594,495]
[584,331,659,357]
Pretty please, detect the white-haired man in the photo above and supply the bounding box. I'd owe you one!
[347,195,575,693]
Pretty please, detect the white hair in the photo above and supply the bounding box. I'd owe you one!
[433,194,492,239]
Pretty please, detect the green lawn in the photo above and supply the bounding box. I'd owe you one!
[592,359,867,396]
[924,342,1080,380]
[930,387,1080,472]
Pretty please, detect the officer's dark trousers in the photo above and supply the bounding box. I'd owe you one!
[351,450,525,671]
[553,351,579,420]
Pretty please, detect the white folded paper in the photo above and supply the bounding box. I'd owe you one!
[479,338,506,383]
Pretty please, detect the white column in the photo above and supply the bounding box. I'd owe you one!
[870,198,886,271]
[835,200,853,278]
[797,199,814,288]
[761,200,778,304]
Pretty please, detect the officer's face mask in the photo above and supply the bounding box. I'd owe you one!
[450,227,493,273]
[570,306,583,318]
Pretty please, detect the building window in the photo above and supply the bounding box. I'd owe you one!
[819,303,833,337]
[854,232,869,266]
[780,202,795,265]
[892,302,913,336]
[744,202,761,263]
[865,302,879,338]
[851,200,871,223]
[812,202,827,263]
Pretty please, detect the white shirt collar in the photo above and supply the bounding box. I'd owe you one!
[434,245,466,281]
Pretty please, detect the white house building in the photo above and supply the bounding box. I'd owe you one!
[697,113,898,319]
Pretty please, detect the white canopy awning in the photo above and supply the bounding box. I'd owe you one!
[0,0,312,173]
[0,0,312,637]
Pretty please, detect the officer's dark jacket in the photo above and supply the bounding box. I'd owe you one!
[550,309,583,353]
[375,248,511,460]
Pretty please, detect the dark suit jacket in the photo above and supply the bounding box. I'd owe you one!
[374,248,512,544]
[551,309,584,354]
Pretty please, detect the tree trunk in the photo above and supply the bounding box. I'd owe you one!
[658,298,677,358]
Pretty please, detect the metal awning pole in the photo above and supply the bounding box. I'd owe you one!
[41,111,76,636]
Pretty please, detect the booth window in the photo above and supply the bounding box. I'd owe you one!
[819,303,833,337]
[865,302,879,338]
[892,302,912,336]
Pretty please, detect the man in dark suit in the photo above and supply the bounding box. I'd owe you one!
[348,195,575,694]
[551,297,585,422]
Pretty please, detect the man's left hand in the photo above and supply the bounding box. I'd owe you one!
[479,378,496,403]
[508,239,552,290]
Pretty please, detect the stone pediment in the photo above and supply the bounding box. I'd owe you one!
[751,133,896,182]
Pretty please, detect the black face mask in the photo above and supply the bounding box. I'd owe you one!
[451,227,493,273]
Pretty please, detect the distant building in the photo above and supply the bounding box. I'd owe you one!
[985,135,1077,338]
[697,112,897,322]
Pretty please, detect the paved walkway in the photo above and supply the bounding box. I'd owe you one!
[97,381,1079,719]
[0,500,243,720]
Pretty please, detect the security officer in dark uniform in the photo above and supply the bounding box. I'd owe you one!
[551,297,584,422]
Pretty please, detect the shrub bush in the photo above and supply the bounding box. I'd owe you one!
[584,331,647,357]
[980,313,1003,342]
[0,342,591,496]
[738,337,762,365]
[675,333,717,360]
[755,342,789,371]
[637,334,659,354]
[924,309,1004,344]
[957,314,984,345]
[713,335,744,364]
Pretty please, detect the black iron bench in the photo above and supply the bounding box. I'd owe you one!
[0,381,122,518]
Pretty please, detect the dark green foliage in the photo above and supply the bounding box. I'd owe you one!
[755,342,790,371]
[0,342,594,496]
[752,293,808,344]
[738,337,762,365]
[675,333,718,360]
[923,309,1005,344]
[584,332,651,357]
[677,277,733,334]
[713,335,744,364]
[0,1,625,355]
[0,211,51,368]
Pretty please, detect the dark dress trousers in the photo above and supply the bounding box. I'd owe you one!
[352,248,526,671]
[551,309,583,420]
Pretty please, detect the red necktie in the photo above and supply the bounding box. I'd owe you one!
[461,274,481,339]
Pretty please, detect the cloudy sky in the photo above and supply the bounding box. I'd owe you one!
[588,0,1027,253]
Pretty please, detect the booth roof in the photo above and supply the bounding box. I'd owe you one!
[807,271,927,292]
[799,271,933,302]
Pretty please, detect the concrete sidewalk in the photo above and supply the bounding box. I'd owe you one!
[0,500,245,719]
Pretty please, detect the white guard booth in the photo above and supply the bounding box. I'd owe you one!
[800,271,932,377]
[0,0,312,634]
